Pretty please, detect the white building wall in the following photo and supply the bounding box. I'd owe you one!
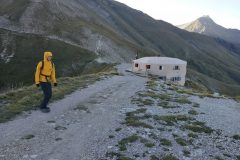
[132,59,187,86]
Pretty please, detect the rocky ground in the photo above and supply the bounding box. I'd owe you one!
[0,64,240,160]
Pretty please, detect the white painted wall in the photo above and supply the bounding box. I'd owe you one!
[132,57,187,85]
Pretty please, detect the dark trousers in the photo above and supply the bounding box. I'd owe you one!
[40,82,52,108]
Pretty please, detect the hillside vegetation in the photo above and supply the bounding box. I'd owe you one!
[0,28,96,90]
[0,0,240,95]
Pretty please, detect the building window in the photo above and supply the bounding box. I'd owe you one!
[135,63,139,67]
[159,65,163,70]
[173,66,180,70]
[171,77,181,82]
[159,76,166,81]
[146,65,151,69]
[176,77,181,81]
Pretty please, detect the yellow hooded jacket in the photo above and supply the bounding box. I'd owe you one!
[35,52,57,84]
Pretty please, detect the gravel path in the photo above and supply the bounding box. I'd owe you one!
[189,96,240,135]
[0,64,146,160]
[0,64,240,160]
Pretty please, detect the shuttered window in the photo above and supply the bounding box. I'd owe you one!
[173,66,180,70]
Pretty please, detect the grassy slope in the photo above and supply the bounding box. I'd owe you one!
[0,28,96,90]
[187,69,240,96]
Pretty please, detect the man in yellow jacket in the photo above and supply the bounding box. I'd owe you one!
[35,51,57,113]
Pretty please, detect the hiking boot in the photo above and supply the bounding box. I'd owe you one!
[40,107,50,113]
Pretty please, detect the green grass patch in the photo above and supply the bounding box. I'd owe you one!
[184,80,208,93]
[21,134,35,140]
[223,153,231,158]
[125,109,153,129]
[169,85,178,91]
[118,156,134,160]
[105,152,122,159]
[115,128,122,132]
[192,121,205,126]
[236,155,240,160]
[127,108,147,115]
[183,150,191,157]
[159,94,171,101]
[74,104,90,113]
[139,138,149,144]
[175,137,189,146]
[188,109,198,115]
[140,98,155,106]
[140,91,160,99]
[158,101,169,106]
[118,134,139,151]
[183,123,213,134]
[146,80,158,90]
[125,116,153,129]
[175,97,192,104]
[201,92,216,98]
[161,154,178,160]
[141,91,173,103]
[172,133,179,138]
[161,105,179,109]
[160,138,172,147]
[105,152,133,160]
[154,115,194,126]
[139,137,155,148]
[233,134,240,140]
[188,133,198,138]
[192,103,200,108]
[145,142,155,148]
[176,89,195,95]
[150,155,159,160]
[159,101,179,109]
[47,120,56,124]
[109,135,115,139]
[214,156,224,160]
[234,96,240,102]
[54,125,67,131]
[55,138,63,141]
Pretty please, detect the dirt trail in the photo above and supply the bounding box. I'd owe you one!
[0,64,146,160]
[1,64,240,160]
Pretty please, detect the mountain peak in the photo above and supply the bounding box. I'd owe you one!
[177,15,216,33]
[197,15,215,24]
[201,15,211,19]
[178,15,240,44]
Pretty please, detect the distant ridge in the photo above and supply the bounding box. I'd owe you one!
[178,15,240,44]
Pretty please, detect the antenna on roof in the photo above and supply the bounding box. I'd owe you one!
[135,51,139,59]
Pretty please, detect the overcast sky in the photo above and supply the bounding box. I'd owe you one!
[114,0,240,30]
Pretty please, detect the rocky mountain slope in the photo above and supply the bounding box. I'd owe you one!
[178,15,240,44]
[1,0,240,95]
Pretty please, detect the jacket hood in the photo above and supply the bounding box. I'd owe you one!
[44,51,53,61]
